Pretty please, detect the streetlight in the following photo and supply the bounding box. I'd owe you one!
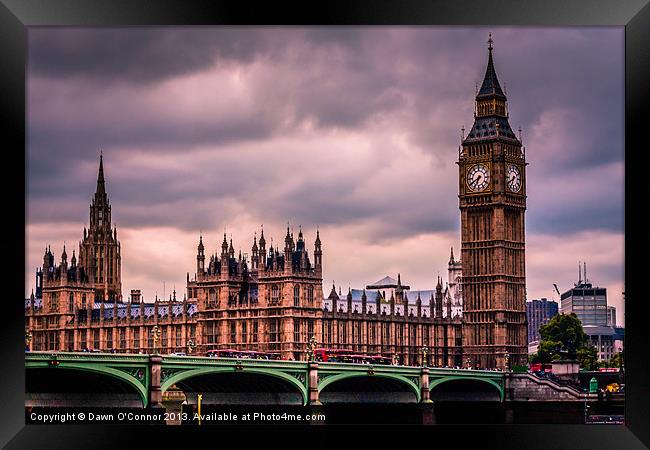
[307,335,317,362]
[187,339,196,355]
[504,351,510,372]
[25,331,33,352]
[420,346,429,367]
[152,325,161,354]
[197,393,203,426]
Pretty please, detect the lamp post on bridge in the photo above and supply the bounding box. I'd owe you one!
[420,346,429,367]
[152,325,161,355]
[307,335,317,362]
[25,331,33,352]
[466,357,472,370]
[187,338,196,355]
[504,351,510,372]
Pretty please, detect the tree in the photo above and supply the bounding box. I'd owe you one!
[576,346,598,371]
[531,313,597,369]
[538,313,588,359]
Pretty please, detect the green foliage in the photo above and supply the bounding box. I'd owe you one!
[598,351,624,369]
[538,313,588,359]
[534,313,597,369]
[576,346,598,371]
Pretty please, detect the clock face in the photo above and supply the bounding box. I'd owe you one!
[506,165,522,192]
[466,164,490,192]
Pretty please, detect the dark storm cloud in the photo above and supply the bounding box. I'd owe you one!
[27,27,624,238]
[29,28,280,83]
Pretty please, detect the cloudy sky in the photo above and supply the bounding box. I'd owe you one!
[26,27,624,324]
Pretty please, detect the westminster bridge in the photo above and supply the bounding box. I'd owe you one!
[26,351,597,419]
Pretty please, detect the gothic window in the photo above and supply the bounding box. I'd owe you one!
[307,320,314,340]
[294,285,300,307]
[175,326,182,347]
[271,285,280,305]
[242,322,247,343]
[80,331,87,350]
[81,294,86,309]
[208,288,216,308]
[106,329,113,349]
[93,329,100,349]
[133,328,140,350]
[68,293,74,312]
[230,322,236,343]
[47,331,58,351]
[307,286,314,305]
[294,321,300,342]
[50,292,58,310]
[147,327,154,349]
[252,320,258,342]
[269,319,280,344]
[65,330,74,351]
[119,328,126,349]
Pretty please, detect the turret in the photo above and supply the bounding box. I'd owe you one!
[251,233,259,270]
[435,277,444,318]
[314,228,322,275]
[284,226,292,275]
[220,233,229,277]
[347,287,353,314]
[327,282,338,312]
[361,289,367,314]
[197,234,205,278]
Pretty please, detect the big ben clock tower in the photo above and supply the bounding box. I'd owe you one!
[458,35,528,369]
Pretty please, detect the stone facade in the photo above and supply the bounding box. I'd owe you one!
[26,40,531,368]
[458,37,528,369]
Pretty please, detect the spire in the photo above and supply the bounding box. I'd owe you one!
[328,282,339,300]
[96,152,106,195]
[198,234,204,251]
[61,244,67,262]
[477,33,505,100]
[315,227,321,245]
[259,226,266,247]
[449,247,455,264]
[222,233,228,252]
[397,273,401,287]
[252,232,258,251]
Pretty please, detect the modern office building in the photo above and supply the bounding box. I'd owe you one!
[559,266,608,326]
[607,306,617,326]
[584,325,625,362]
[526,298,559,343]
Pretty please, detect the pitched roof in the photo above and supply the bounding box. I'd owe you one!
[477,47,506,100]
[367,276,398,288]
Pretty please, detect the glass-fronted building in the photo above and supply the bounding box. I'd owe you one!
[526,298,559,343]
[560,282,608,326]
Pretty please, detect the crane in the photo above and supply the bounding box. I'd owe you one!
[553,284,561,296]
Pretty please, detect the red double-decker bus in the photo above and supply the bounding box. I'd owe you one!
[530,363,553,373]
[314,348,391,365]
[206,349,281,360]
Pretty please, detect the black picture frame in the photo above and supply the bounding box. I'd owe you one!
[1,0,648,448]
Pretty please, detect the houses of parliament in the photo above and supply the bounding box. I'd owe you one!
[25,39,528,369]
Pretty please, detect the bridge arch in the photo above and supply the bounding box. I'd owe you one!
[429,376,503,401]
[26,364,148,407]
[161,367,308,405]
[318,372,421,403]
